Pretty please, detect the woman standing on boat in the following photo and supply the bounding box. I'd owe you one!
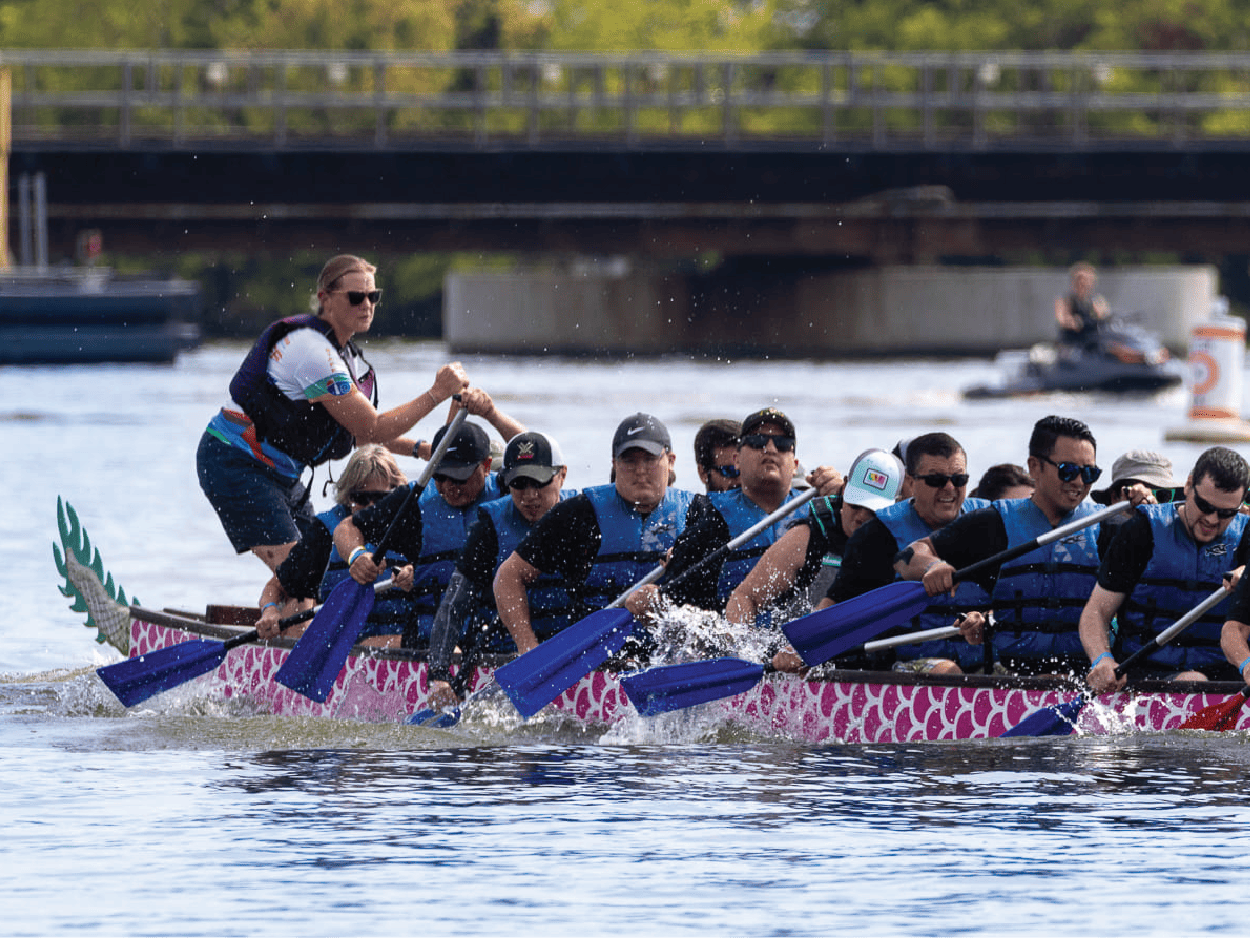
[196,254,469,572]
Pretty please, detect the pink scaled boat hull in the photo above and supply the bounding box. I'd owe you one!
[128,610,1249,742]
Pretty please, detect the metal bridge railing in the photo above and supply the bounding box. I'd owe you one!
[7,48,1250,149]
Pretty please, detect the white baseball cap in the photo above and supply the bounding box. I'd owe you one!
[843,448,905,511]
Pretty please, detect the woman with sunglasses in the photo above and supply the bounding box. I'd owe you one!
[197,254,469,574]
[254,445,413,644]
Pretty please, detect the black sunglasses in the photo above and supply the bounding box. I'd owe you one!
[707,463,741,478]
[334,289,382,307]
[741,433,795,453]
[917,472,970,489]
[1037,454,1102,485]
[1190,490,1242,520]
[509,476,555,490]
[1151,486,1184,504]
[349,489,390,506]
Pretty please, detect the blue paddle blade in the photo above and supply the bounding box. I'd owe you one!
[999,696,1086,737]
[494,607,635,718]
[407,707,462,728]
[621,657,766,716]
[96,640,228,707]
[783,580,930,666]
[274,578,376,702]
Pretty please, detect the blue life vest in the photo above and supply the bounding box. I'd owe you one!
[315,503,414,640]
[991,498,1101,663]
[877,497,992,669]
[1115,503,1247,671]
[228,314,377,467]
[580,484,696,611]
[706,487,811,605]
[473,490,579,649]
[404,474,504,645]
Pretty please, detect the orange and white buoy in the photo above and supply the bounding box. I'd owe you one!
[1166,299,1250,442]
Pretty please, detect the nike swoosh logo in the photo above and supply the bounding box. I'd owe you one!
[627,427,644,435]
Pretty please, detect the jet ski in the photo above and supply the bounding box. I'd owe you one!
[963,317,1185,399]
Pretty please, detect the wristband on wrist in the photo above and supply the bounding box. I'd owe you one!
[1090,651,1113,670]
[923,560,942,574]
[261,601,279,613]
[412,439,426,459]
[1240,656,1250,677]
[425,389,438,408]
[348,546,369,566]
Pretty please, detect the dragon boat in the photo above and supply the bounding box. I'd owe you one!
[55,499,1250,742]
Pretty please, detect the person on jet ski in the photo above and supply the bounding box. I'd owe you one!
[1054,261,1111,348]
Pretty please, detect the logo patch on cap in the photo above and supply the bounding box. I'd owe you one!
[864,468,889,491]
[516,442,535,460]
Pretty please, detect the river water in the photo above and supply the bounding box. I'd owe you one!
[6,341,1250,935]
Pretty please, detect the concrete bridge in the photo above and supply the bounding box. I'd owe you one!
[10,48,1250,260]
[6,49,1250,352]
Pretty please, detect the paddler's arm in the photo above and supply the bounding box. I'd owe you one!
[1079,585,1127,694]
[893,537,956,597]
[1221,620,1250,680]
[458,387,526,443]
[318,361,468,445]
[495,552,543,654]
[428,571,482,707]
[726,524,812,627]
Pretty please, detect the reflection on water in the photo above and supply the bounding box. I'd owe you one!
[9,730,1250,935]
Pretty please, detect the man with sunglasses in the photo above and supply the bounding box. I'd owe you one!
[626,407,842,616]
[496,413,696,656]
[795,432,992,674]
[334,399,525,648]
[426,432,577,709]
[900,415,1133,676]
[726,447,902,629]
[1082,446,1250,692]
[694,419,743,493]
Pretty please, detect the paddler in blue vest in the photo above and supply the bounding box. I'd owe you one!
[332,392,525,648]
[777,433,992,674]
[725,447,902,631]
[426,431,577,710]
[1081,447,1250,692]
[253,444,412,643]
[626,407,843,616]
[495,413,696,655]
[197,253,470,574]
[693,418,743,493]
[899,415,1145,677]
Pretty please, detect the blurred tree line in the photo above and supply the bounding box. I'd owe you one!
[7,0,1248,55]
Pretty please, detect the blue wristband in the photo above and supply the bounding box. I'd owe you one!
[348,546,369,566]
[1090,652,1113,670]
[261,601,279,612]
[1240,657,1250,678]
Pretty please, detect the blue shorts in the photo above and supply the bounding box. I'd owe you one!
[196,431,315,553]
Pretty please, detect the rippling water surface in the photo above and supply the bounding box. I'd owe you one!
[6,341,1249,935]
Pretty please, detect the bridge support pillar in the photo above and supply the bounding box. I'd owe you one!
[445,262,1217,357]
